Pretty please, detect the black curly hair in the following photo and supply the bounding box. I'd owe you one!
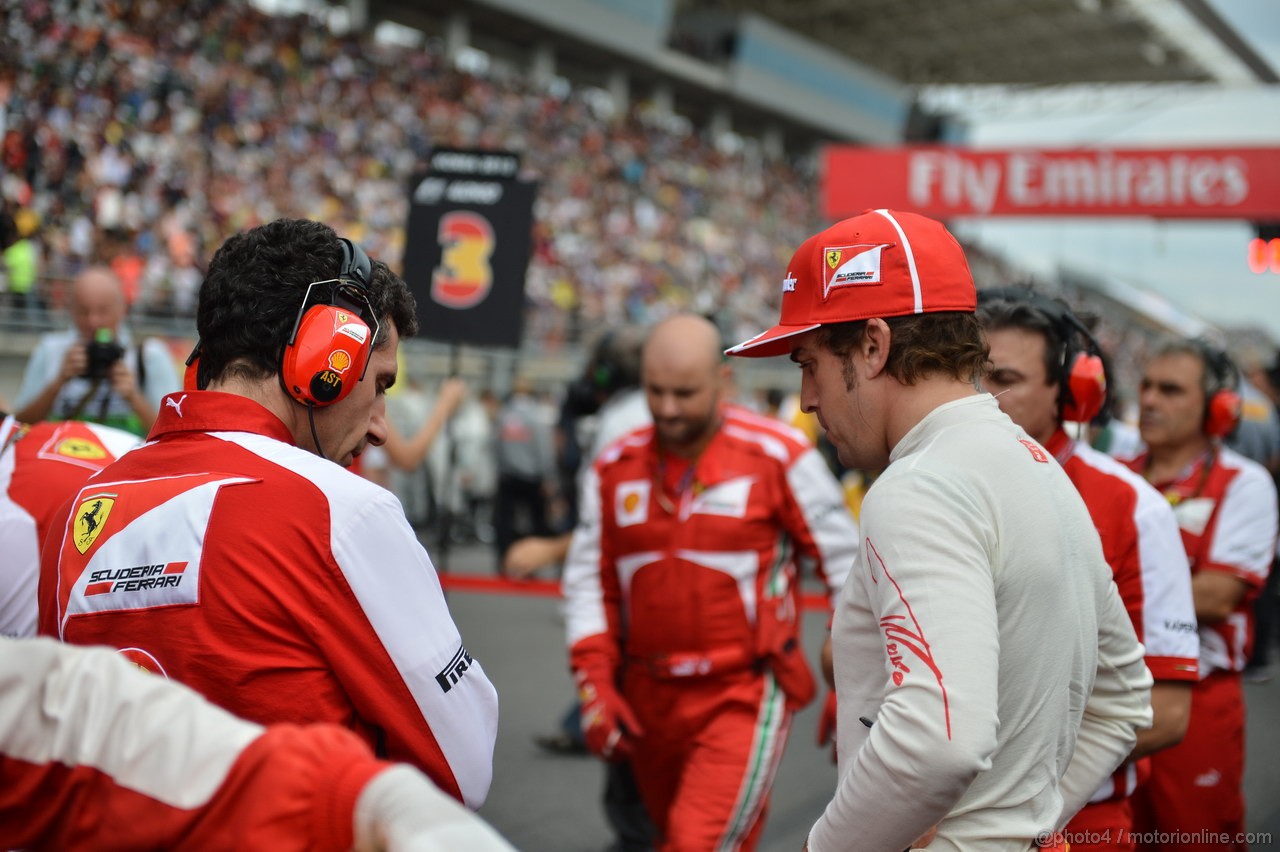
[195,219,417,386]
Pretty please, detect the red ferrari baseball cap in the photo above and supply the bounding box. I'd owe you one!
[726,209,976,358]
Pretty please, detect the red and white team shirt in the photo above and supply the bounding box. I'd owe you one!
[0,415,139,638]
[1124,445,1278,675]
[37,392,498,808]
[1048,431,1199,802]
[564,404,857,683]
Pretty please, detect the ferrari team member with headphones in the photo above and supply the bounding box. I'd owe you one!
[36,218,498,809]
[977,291,1199,851]
[1121,340,1277,852]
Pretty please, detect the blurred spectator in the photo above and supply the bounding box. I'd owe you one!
[493,377,556,566]
[13,265,180,435]
[1225,344,1280,476]
[1,206,39,322]
[1237,347,1280,683]
[418,380,497,546]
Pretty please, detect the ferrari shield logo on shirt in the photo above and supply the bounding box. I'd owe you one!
[615,480,650,527]
[36,422,121,471]
[57,473,257,634]
[822,243,893,299]
[73,494,116,554]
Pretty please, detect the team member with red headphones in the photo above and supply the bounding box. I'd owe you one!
[1121,339,1277,852]
[37,218,498,810]
[978,291,1199,851]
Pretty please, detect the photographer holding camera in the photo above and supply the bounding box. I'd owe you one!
[14,266,180,436]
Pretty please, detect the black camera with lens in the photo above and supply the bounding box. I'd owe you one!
[83,330,125,380]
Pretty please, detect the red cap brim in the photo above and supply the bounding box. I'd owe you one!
[724,323,821,358]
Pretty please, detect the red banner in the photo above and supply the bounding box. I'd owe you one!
[823,145,1280,220]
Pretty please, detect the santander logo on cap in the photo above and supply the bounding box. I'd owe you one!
[726,208,977,358]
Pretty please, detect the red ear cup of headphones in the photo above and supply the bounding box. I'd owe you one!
[1063,352,1107,423]
[1205,387,1242,439]
[281,305,373,406]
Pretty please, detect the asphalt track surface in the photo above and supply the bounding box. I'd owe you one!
[437,543,1280,852]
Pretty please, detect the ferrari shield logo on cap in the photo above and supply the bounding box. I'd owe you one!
[823,243,893,299]
[74,494,116,554]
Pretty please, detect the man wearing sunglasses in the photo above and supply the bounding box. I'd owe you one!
[37,218,498,812]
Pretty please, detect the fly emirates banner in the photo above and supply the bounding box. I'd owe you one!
[823,145,1280,220]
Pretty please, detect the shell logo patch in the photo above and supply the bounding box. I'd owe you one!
[615,480,650,527]
[56,437,107,460]
[74,494,116,555]
[329,349,352,374]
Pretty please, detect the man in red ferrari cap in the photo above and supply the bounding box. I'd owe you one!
[727,209,1153,852]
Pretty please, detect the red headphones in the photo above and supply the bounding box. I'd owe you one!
[280,238,378,406]
[1061,348,1107,424]
[978,288,1109,424]
[1192,339,1242,439]
[185,238,378,408]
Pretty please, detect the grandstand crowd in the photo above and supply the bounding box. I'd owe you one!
[0,0,810,344]
[0,0,1064,352]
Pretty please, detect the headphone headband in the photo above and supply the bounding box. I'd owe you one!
[338,237,372,292]
[978,287,1110,424]
[1188,338,1238,394]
